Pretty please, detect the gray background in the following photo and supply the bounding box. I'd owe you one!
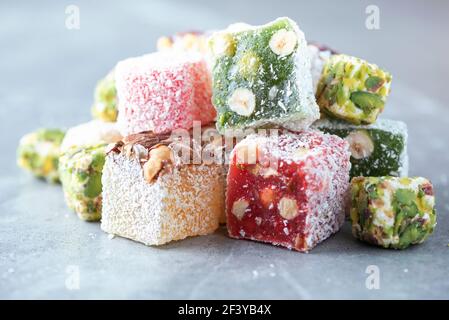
[1,0,448,299]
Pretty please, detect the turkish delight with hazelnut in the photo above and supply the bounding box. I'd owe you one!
[101,129,225,246]
[226,130,351,252]
[115,51,216,136]
[350,176,436,249]
[209,17,319,133]
[313,118,408,178]
[316,54,392,124]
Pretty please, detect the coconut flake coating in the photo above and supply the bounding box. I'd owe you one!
[313,118,408,178]
[350,176,436,249]
[60,120,122,153]
[210,17,319,133]
[17,128,65,183]
[226,130,351,252]
[115,51,216,136]
[308,43,334,93]
[316,54,392,125]
[91,69,118,122]
[101,131,225,245]
[59,144,106,221]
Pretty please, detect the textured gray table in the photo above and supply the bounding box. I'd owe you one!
[1,0,448,299]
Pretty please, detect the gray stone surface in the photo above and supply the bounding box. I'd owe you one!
[1,0,448,299]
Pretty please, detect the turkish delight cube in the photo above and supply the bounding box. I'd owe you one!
[101,131,225,246]
[210,17,319,133]
[59,144,106,221]
[226,130,351,252]
[350,176,436,249]
[91,69,118,122]
[60,120,122,153]
[17,128,65,183]
[307,43,336,93]
[313,118,408,178]
[115,51,216,136]
[316,54,392,124]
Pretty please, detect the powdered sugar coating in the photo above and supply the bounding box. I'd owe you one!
[227,130,351,252]
[115,51,216,135]
[101,152,224,246]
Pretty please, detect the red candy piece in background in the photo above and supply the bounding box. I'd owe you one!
[226,130,351,252]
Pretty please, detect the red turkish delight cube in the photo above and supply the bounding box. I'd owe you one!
[226,130,351,252]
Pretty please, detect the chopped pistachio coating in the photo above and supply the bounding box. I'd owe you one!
[350,176,436,249]
[210,17,319,133]
[316,54,392,124]
[313,118,408,178]
[17,128,65,183]
[91,70,117,122]
[59,144,106,221]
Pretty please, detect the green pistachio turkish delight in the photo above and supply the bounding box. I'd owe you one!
[350,176,436,249]
[316,54,392,124]
[210,17,319,133]
[17,128,65,183]
[313,118,407,178]
[91,70,118,122]
[59,144,106,221]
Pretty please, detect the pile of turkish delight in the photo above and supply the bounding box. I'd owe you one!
[17,17,436,251]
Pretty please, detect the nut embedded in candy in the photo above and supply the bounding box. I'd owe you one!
[143,145,173,183]
[210,17,319,133]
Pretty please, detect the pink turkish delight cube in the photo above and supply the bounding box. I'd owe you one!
[226,130,351,252]
[116,51,216,135]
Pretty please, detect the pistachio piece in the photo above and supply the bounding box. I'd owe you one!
[350,91,384,114]
[365,76,385,92]
[83,172,103,198]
